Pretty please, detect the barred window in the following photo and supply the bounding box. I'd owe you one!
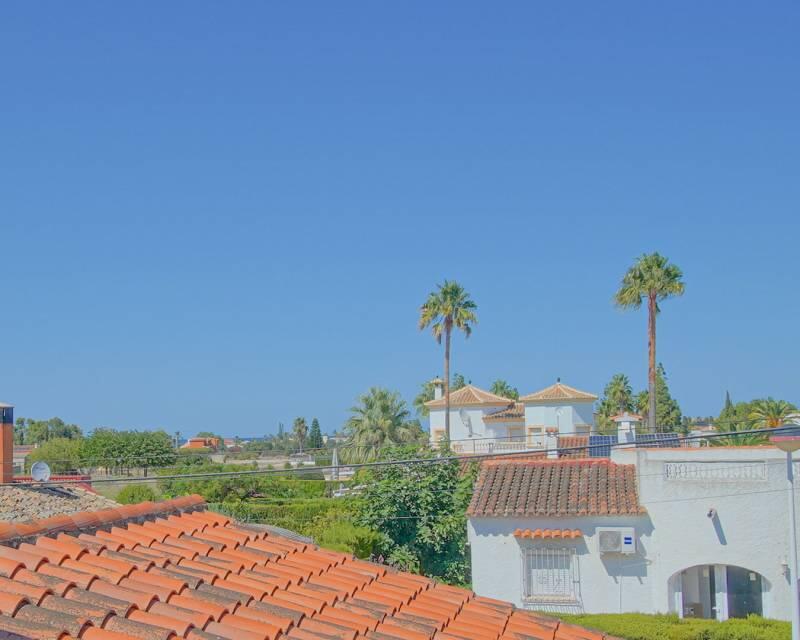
[522,547,579,603]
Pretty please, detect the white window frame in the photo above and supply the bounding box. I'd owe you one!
[522,546,580,604]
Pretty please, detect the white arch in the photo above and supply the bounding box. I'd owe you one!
[668,564,769,621]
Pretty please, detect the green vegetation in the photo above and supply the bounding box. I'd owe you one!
[308,418,324,449]
[14,416,81,445]
[615,253,685,432]
[558,613,788,640]
[292,417,308,452]
[713,394,798,445]
[635,364,683,431]
[353,445,478,585]
[117,484,159,504]
[27,438,83,473]
[341,388,426,463]
[596,366,682,432]
[596,373,635,432]
[490,379,519,400]
[419,280,478,441]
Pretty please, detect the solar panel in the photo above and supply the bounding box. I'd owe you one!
[636,433,681,448]
[588,434,617,458]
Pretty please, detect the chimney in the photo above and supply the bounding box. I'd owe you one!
[0,403,14,483]
[614,412,640,445]
[545,427,559,460]
[432,378,444,401]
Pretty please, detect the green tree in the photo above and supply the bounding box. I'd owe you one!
[450,373,469,391]
[596,374,635,431]
[308,418,324,449]
[342,388,426,462]
[293,417,308,453]
[419,281,478,441]
[413,379,438,418]
[27,438,83,474]
[117,484,159,504]
[614,253,685,432]
[749,398,797,429]
[634,364,682,431]
[355,446,478,584]
[490,379,519,401]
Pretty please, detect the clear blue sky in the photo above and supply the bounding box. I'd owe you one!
[2,2,798,437]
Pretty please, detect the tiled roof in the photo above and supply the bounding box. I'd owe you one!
[0,485,118,522]
[557,436,589,459]
[483,403,524,424]
[519,382,598,404]
[425,385,513,409]
[610,413,642,421]
[0,495,610,640]
[468,459,645,517]
[513,529,582,540]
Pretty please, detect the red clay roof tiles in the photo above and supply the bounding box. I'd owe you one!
[0,496,613,640]
[468,459,645,517]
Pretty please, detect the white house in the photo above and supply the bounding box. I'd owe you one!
[426,380,598,454]
[468,421,800,621]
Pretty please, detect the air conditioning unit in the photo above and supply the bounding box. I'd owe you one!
[597,527,636,555]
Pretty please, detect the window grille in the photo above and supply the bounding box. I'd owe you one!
[522,547,579,603]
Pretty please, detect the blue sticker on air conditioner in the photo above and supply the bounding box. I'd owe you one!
[623,537,633,544]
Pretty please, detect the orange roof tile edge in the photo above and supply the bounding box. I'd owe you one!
[514,528,583,539]
[0,496,609,640]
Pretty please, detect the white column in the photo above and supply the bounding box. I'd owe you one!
[714,564,728,621]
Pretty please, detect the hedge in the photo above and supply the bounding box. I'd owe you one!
[558,613,789,640]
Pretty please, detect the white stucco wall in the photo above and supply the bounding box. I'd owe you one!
[428,406,506,443]
[469,446,800,620]
[469,515,652,614]
[523,401,595,435]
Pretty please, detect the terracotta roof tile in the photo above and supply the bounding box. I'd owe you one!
[424,385,513,409]
[468,459,645,517]
[0,495,617,640]
[483,402,525,423]
[519,382,598,403]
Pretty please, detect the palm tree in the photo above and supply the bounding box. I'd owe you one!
[343,387,424,462]
[418,281,478,441]
[604,374,634,414]
[749,398,797,429]
[293,417,308,453]
[614,253,684,432]
[490,379,519,400]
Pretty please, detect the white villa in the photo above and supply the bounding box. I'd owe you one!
[426,379,598,453]
[468,414,800,621]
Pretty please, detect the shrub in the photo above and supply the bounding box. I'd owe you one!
[117,483,159,504]
[557,613,790,640]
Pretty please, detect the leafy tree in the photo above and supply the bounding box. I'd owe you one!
[749,398,797,429]
[355,446,478,584]
[596,374,635,432]
[490,379,518,400]
[308,418,324,450]
[419,281,478,441]
[27,438,83,474]
[634,364,682,431]
[615,253,685,432]
[413,380,438,417]
[342,388,426,462]
[82,428,176,473]
[450,373,469,391]
[117,484,159,504]
[15,416,82,444]
[293,417,308,453]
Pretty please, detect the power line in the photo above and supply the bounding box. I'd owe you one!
[10,424,799,489]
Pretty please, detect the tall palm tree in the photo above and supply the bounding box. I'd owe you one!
[343,387,423,462]
[615,253,684,432]
[418,281,478,441]
[292,417,308,453]
[749,398,796,429]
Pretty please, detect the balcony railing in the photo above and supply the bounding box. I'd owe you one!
[450,439,545,455]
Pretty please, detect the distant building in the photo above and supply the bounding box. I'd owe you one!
[426,379,597,454]
[181,436,221,450]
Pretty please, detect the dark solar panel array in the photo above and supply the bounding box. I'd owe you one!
[636,433,681,448]
[589,434,618,458]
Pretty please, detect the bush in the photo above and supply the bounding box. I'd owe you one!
[27,438,83,474]
[117,484,159,504]
[557,613,790,640]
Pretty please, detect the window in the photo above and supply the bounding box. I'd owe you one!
[523,547,579,603]
[527,426,544,446]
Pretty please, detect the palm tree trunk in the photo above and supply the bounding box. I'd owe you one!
[444,326,451,441]
[648,293,657,433]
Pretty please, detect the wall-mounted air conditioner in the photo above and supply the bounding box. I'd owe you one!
[597,527,636,555]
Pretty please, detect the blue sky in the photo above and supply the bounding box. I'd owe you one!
[1,2,798,437]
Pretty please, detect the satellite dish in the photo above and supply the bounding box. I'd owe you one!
[31,461,51,483]
[459,408,474,437]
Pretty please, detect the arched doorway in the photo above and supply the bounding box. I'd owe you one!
[669,565,766,620]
